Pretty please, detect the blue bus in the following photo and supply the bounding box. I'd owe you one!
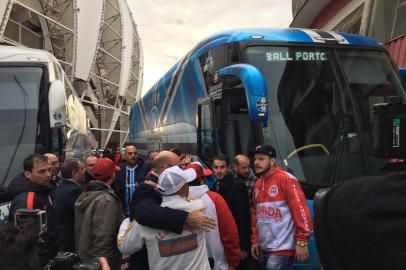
[129,28,406,269]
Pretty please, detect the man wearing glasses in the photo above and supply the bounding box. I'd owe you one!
[115,145,148,217]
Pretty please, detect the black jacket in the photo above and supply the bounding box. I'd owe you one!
[212,174,251,251]
[52,178,82,252]
[128,182,189,270]
[8,173,52,221]
[115,159,148,217]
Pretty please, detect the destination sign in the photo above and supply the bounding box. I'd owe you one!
[266,51,327,61]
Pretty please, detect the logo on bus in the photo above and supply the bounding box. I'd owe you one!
[53,112,62,121]
[256,97,268,113]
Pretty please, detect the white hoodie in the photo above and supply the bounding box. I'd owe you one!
[189,185,229,270]
[118,195,210,270]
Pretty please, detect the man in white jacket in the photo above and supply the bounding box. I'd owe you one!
[187,162,241,270]
[118,166,211,270]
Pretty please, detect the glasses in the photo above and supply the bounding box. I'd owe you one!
[127,152,138,156]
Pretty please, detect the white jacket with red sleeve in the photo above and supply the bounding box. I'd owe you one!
[251,166,313,256]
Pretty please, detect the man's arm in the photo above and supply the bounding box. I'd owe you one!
[131,183,215,234]
[92,198,121,260]
[283,178,313,241]
[250,186,259,260]
[130,183,188,234]
[117,218,144,255]
[233,182,251,252]
[283,177,313,261]
[208,192,240,268]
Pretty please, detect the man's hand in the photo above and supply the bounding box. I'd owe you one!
[240,250,248,260]
[295,244,309,261]
[144,180,157,188]
[98,257,111,270]
[186,206,216,231]
[251,244,259,260]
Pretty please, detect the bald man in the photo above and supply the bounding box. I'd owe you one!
[115,145,148,217]
[45,153,61,186]
[142,150,180,186]
[126,150,216,270]
[230,155,257,206]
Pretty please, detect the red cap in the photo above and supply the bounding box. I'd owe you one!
[92,158,116,181]
[186,162,204,178]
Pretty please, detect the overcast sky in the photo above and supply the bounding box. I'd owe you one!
[127,0,293,95]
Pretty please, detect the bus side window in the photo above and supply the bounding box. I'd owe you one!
[198,103,217,161]
[199,46,227,89]
[227,44,241,64]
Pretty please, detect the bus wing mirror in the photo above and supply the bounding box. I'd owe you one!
[48,80,67,128]
[217,64,268,122]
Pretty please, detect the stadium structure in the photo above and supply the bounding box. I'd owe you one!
[0,0,143,148]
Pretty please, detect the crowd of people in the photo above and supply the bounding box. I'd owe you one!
[0,144,313,270]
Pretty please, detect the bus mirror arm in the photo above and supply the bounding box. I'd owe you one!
[48,80,67,128]
[217,64,269,122]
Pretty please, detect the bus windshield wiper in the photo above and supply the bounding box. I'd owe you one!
[328,114,350,186]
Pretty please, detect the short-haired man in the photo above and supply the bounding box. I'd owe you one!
[75,158,124,270]
[8,154,52,221]
[52,159,85,252]
[230,155,257,207]
[44,153,61,185]
[250,145,313,270]
[147,150,159,163]
[118,166,211,270]
[84,155,98,183]
[115,145,148,217]
[212,154,251,265]
[187,162,241,270]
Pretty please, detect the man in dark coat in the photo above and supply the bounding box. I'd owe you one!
[52,159,85,252]
[115,145,147,217]
[8,154,52,221]
[211,154,251,269]
[75,158,124,270]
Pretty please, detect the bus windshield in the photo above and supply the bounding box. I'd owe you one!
[0,67,43,185]
[246,46,406,186]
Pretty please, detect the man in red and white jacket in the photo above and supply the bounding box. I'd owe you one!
[187,162,241,270]
[250,145,313,270]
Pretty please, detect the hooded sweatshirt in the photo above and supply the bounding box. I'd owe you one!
[8,173,52,221]
[189,185,240,269]
[75,181,124,270]
[251,166,313,256]
[118,195,210,270]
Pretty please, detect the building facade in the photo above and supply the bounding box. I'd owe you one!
[0,0,143,148]
[291,0,406,68]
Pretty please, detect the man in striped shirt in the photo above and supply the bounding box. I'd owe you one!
[115,145,148,217]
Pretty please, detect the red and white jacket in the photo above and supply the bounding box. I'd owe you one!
[190,185,240,269]
[251,166,313,256]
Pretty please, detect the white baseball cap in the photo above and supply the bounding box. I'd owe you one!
[157,166,197,195]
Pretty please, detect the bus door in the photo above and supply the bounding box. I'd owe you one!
[197,98,219,164]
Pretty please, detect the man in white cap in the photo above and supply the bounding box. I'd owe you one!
[118,166,210,270]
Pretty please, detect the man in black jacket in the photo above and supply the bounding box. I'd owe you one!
[212,154,252,270]
[115,145,147,217]
[126,150,216,270]
[52,159,85,252]
[8,154,52,221]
